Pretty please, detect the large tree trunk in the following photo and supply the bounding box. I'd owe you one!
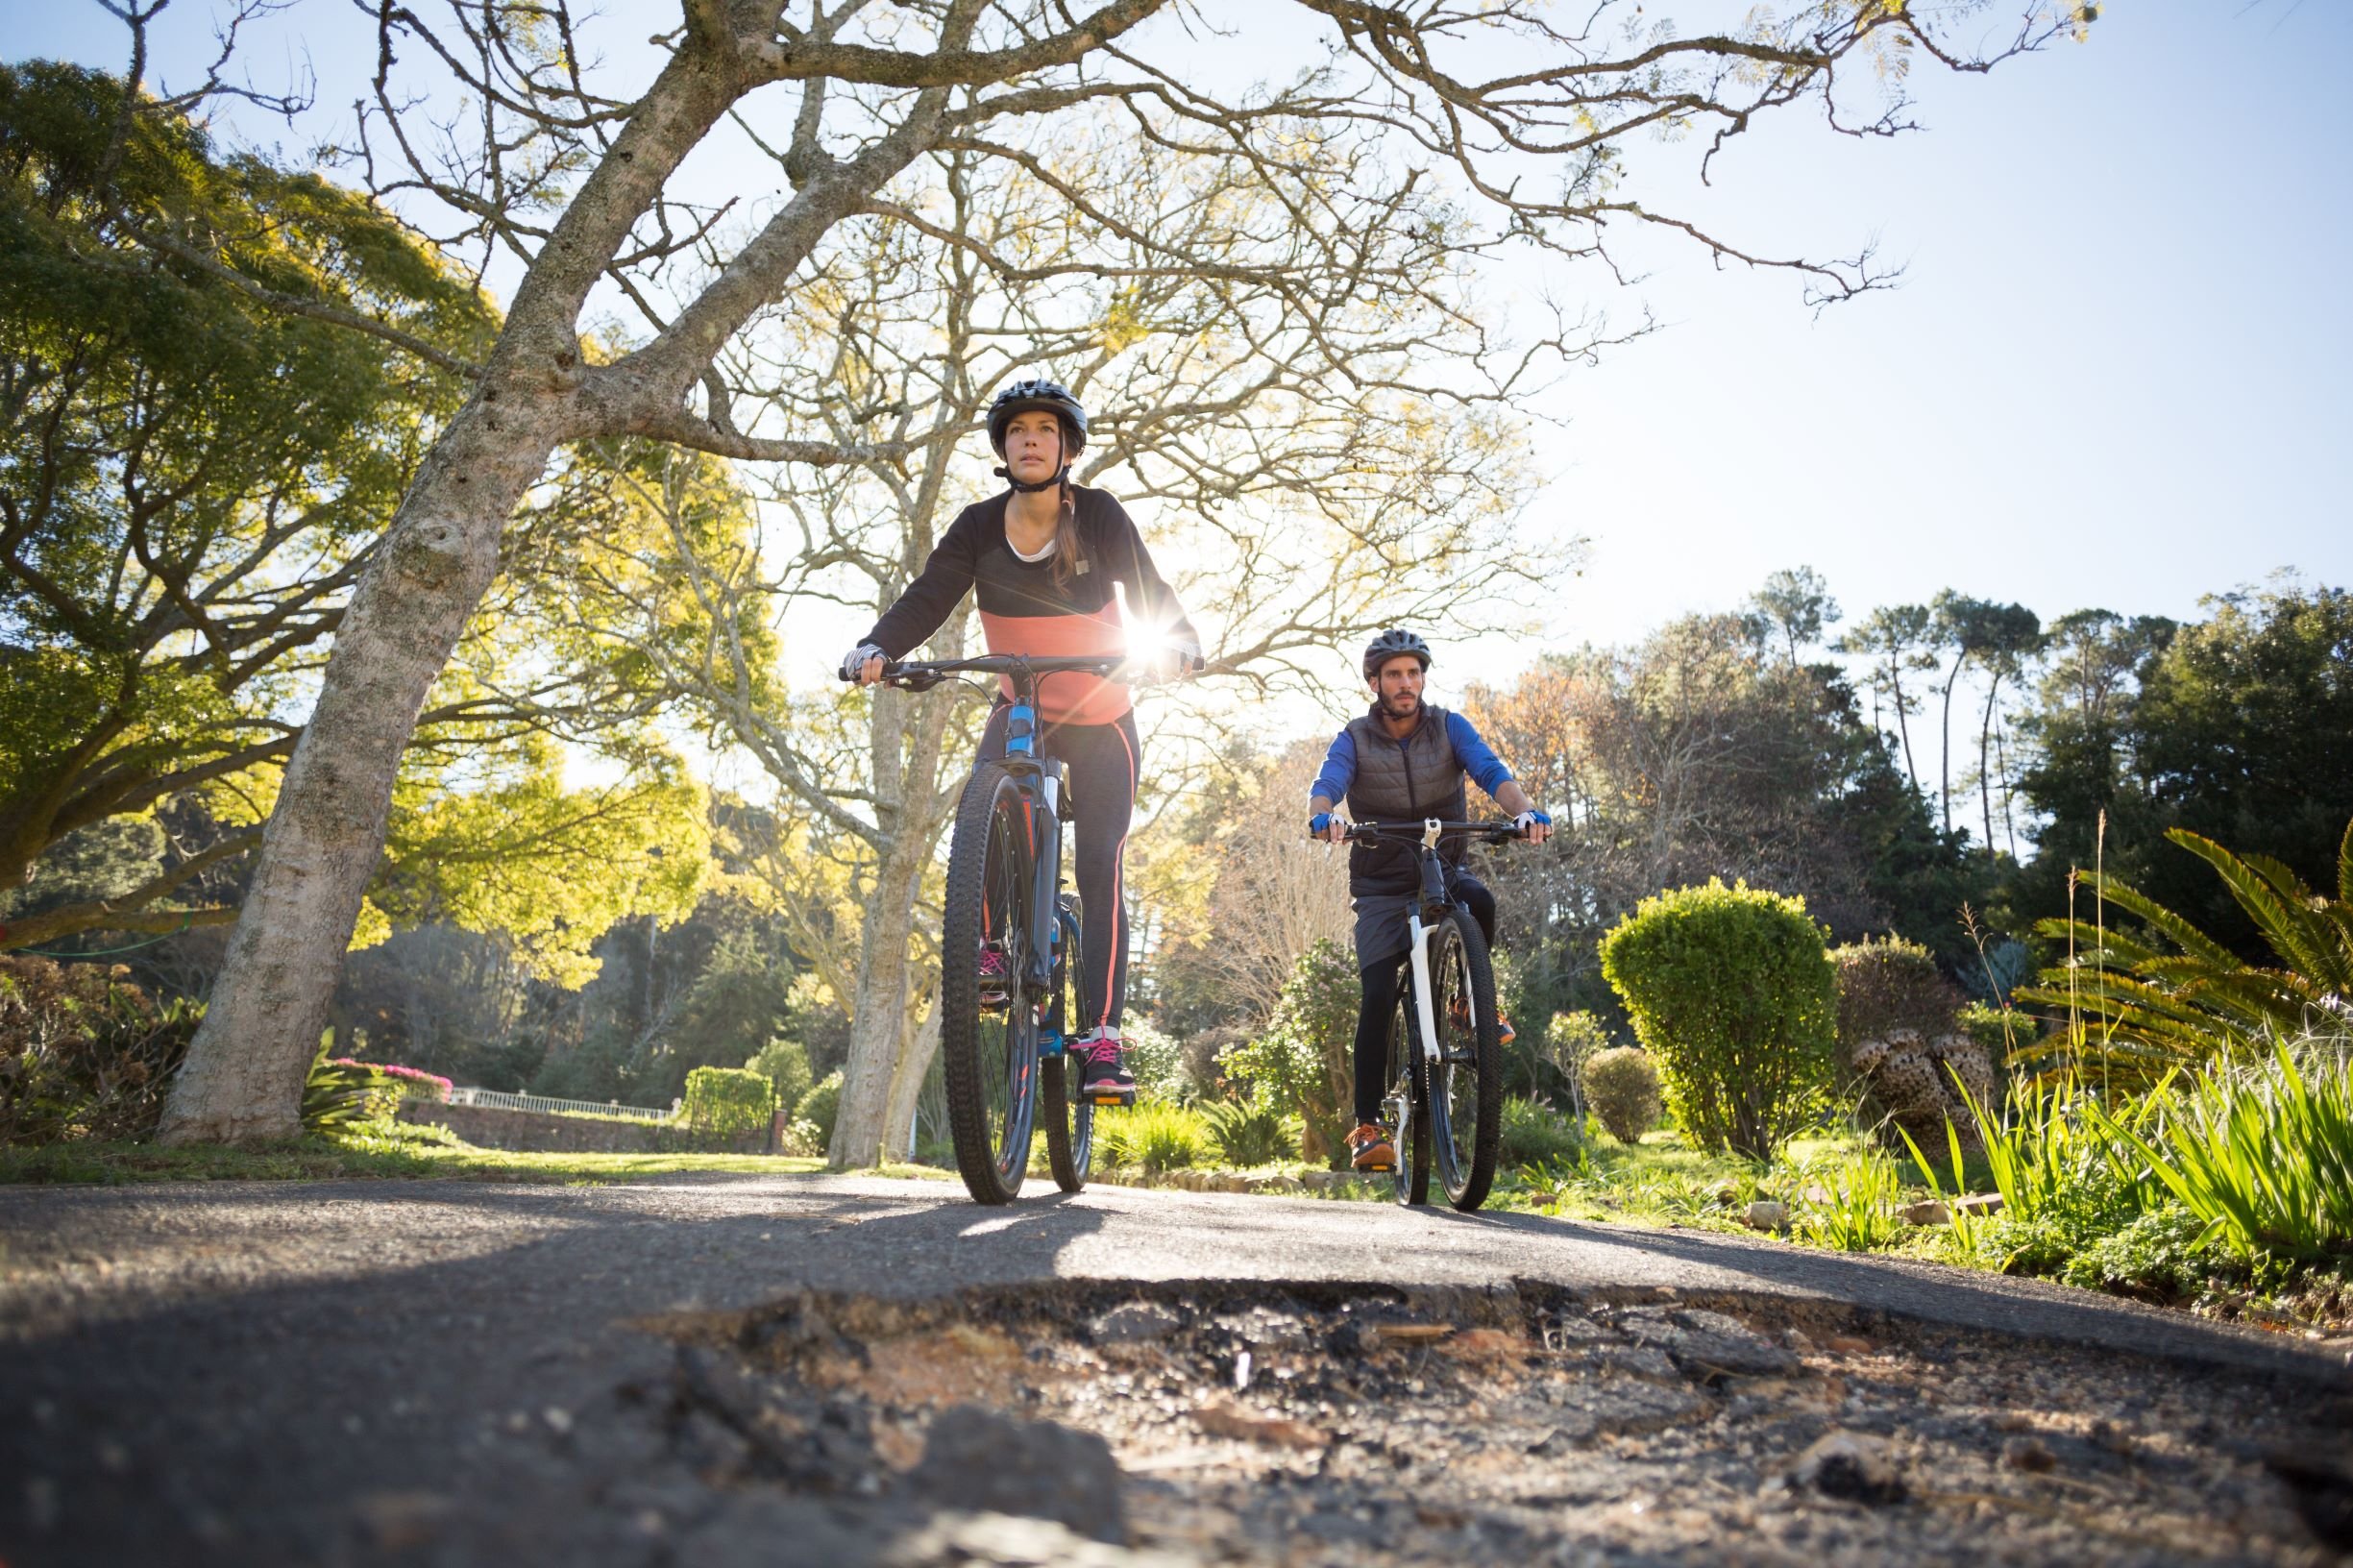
[1889,660,1919,793]
[1938,651,1966,836]
[828,819,933,1166]
[881,1003,941,1163]
[158,393,561,1143]
[826,621,965,1167]
[1978,672,2001,861]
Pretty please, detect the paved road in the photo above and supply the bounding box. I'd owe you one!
[2,1173,2344,1566]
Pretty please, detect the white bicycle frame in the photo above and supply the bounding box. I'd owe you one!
[1405,818,1461,1064]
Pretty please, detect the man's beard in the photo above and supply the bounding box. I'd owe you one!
[1378,690,1419,721]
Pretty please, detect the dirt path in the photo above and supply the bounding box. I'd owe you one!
[3,1174,2347,1565]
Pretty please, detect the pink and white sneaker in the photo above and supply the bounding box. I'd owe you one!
[1077,1029,1137,1107]
[976,946,1012,1004]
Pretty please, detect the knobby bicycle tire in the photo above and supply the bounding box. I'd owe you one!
[1427,910,1504,1212]
[940,761,1037,1204]
[1042,894,1092,1192]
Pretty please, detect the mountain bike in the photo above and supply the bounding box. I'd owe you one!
[863,654,1141,1205]
[1341,820,1519,1213]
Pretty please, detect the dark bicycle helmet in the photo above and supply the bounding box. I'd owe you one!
[1362,627,1433,681]
[987,378,1089,457]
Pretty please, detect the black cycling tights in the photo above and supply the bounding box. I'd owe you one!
[978,703,1140,1035]
[1351,878,1496,1125]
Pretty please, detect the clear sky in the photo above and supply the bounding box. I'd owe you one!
[17,0,2351,686]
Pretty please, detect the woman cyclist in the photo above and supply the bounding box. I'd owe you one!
[841,379,1200,1105]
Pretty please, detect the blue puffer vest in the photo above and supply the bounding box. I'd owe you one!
[1342,704,1468,894]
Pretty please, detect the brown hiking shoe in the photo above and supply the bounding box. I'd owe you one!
[1447,995,1516,1047]
[1348,1122,1397,1172]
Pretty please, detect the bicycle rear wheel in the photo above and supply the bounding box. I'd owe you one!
[1424,910,1503,1212]
[940,761,1039,1205]
[1042,894,1092,1192]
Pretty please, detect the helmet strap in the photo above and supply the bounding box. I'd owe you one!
[994,462,1068,495]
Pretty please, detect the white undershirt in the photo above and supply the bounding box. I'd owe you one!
[1008,532,1057,563]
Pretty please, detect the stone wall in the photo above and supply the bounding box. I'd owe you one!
[397,1099,772,1155]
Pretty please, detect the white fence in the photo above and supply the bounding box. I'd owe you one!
[445,1086,674,1122]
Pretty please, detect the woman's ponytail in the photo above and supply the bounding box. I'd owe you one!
[1048,478,1085,592]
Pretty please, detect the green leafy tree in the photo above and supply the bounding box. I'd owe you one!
[2,67,742,966]
[1466,600,1985,1011]
[2011,581,2351,962]
[0,62,491,946]
[640,928,796,1101]
[1926,593,2041,853]
[2005,608,2177,927]
[1218,939,1359,1167]
[2127,582,2353,954]
[1599,879,1837,1159]
[747,1037,814,1115]
[1746,566,1842,669]
[1834,603,1938,794]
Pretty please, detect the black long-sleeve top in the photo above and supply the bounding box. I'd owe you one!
[863,487,1198,725]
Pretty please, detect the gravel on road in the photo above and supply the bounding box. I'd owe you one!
[3,1172,2347,1567]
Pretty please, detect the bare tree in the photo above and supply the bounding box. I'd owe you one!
[1155,741,1355,1029]
[125,0,2074,1142]
[625,114,1556,1164]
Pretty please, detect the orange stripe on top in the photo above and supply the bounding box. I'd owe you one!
[977,608,1133,725]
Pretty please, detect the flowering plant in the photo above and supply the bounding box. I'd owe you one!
[327,1059,453,1102]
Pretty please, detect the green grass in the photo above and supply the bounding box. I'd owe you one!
[1493,1128,1873,1228]
[0,1119,828,1187]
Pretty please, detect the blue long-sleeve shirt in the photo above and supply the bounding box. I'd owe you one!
[1310,710,1512,808]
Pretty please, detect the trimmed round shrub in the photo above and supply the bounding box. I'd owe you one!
[1598,879,1836,1159]
[1581,1046,1662,1144]
[797,1070,844,1150]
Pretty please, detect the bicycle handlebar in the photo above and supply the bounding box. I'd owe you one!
[843,652,1202,691]
[1340,819,1529,845]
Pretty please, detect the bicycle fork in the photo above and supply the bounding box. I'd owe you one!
[1405,817,1473,1065]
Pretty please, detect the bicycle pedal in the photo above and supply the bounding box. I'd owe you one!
[1088,1091,1135,1108]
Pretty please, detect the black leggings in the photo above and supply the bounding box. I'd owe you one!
[978,703,1140,1034]
[1351,877,1496,1124]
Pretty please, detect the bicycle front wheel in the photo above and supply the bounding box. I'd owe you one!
[940,761,1039,1205]
[1424,910,1503,1212]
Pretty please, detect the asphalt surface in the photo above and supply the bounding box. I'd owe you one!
[2,1172,2346,1566]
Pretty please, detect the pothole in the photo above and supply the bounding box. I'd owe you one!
[635,1281,2353,1566]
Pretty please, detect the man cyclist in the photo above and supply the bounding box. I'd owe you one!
[1308,629,1553,1171]
[842,378,1200,1106]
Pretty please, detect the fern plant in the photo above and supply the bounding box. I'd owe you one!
[2017,816,2353,1075]
[1200,1097,1298,1167]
